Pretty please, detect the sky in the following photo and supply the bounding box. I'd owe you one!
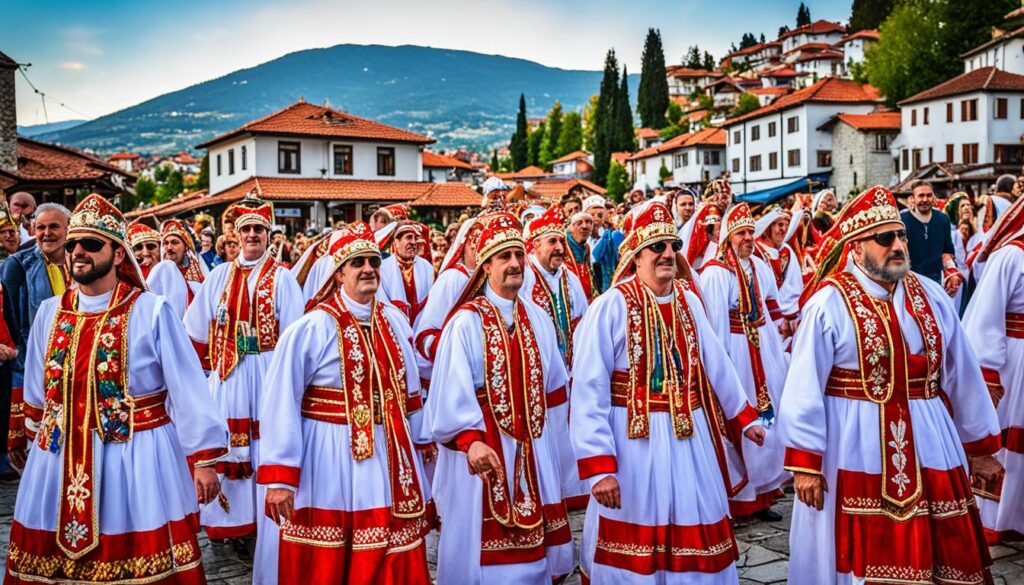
[2,0,851,127]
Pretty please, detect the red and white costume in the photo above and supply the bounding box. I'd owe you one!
[4,195,228,584]
[127,221,161,281]
[257,222,434,585]
[753,208,802,324]
[183,199,304,542]
[699,203,789,516]
[521,205,591,510]
[378,221,434,323]
[429,213,575,584]
[147,219,206,319]
[963,197,1024,543]
[570,201,759,584]
[680,201,721,272]
[779,186,1000,585]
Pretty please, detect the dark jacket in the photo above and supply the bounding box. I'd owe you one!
[2,247,59,382]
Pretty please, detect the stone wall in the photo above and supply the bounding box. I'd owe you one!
[831,123,898,199]
[0,66,15,174]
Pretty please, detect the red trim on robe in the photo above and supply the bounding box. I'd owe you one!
[1002,427,1024,454]
[191,339,211,370]
[784,447,823,474]
[963,433,1002,457]
[546,385,567,408]
[728,404,759,437]
[728,489,783,517]
[256,464,301,488]
[565,494,591,512]
[205,522,256,540]
[577,455,618,480]
[449,429,486,453]
[594,515,738,575]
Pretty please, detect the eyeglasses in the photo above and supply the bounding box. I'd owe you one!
[647,240,683,254]
[65,237,107,253]
[863,229,907,247]
[349,256,382,269]
[133,242,158,252]
[239,225,267,234]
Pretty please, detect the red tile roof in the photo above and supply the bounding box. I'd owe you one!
[840,29,880,43]
[834,111,902,131]
[779,20,846,41]
[961,25,1024,58]
[108,152,141,161]
[513,165,548,178]
[196,101,434,149]
[4,138,132,184]
[173,151,200,165]
[422,151,475,171]
[748,87,791,96]
[666,66,725,79]
[220,176,477,204]
[611,152,631,165]
[636,128,660,139]
[729,41,782,58]
[125,190,211,219]
[627,128,726,161]
[898,67,1024,105]
[763,67,800,78]
[407,182,482,208]
[527,179,605,200]
[549,150,591,165]
[785,42,833,56]
[725,77,883,125]
[796,49,845,63]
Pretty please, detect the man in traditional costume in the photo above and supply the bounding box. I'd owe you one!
[4,194,228,584]
[258,222,434,585]
[779,185,1003,585]
[680,201,722,272]
[521,205,591,510]
[570,200,764,584]
[127,221,161,280]
[565,210,597,301]
[378,220,434,323]
[754,207,802,335]
[964,196,1024,544]
[183,197,303,545]
[146,218,206,318]
[583,195,621,295]
[690,203,790,520]
[429,213,575,584]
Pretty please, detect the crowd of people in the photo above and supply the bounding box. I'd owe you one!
[0,170,1020,584]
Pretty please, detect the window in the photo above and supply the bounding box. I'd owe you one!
[962,143,979,164]
[901,149,909,171]
[732,158,740,172]
[675,152,688,167]
[874,134,890,152]
[768,121,777,137]
[923,107,929,125]
[704,151,720,165]
[787,116,799,133]
[912,149,922,170]
[769,152,778,170]
[278,141,301,174]
[961,99,978,121]
[787,149,801,167]
[333,144,353,175]
[946,102,954,122]
[816,150,832,167]
[228,148,235,175]
[216,154,222,176]
[911,109,917,126]
[749,155,762,172]
[995,97,1008,119]
[946,144,954,163]
[751,125,761,141]
[733,130,742,144]
[854,171,858,186]
[377,147,396,176]
[241,146,247,171]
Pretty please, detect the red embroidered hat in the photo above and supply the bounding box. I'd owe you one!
[230,198,274,230]
[440,216,485,273]
[67,193,147,289]
[329,221,380,265]
[127,221,160,248]
[160,218,197,253]
[683,202,721,267]
[719,202,757,244]
[615,201,678,276]
[703,178,732,203]
[449,212,525,313]
[980,194,1024,261]
[525,205,566,241]
[835,185,902,242]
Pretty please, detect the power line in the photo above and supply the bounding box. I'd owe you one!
[16,64,92,123]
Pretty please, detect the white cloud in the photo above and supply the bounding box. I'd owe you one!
[58,61,85,71]
[62,26,103,57]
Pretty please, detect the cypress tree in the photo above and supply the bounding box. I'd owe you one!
[510,94,529,170]
[637,29,671,129]
[592,50,620,186]
[615,66,636,152]
[539,101,563,166]
[797,2,811,27]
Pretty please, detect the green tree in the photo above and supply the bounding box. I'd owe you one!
[614,65,637,153]
[849,0,895,32]
[154,169,184,204]
[658,161,672,186]
[556,111,583,156]
[659,118,690,141]
[638,29,671,129]
[539,101,564,166]
[194,154,209,190]
[683,45,702,68]
[733,93,761,116]
[778,25,790,38]
[490,150,499,171]
[582,94,599,150]
[702,51,716,70]
[592,50,621,186]
[606,161,629,203]
[665,100,684,126]
[135,176,157,204]
[527,123,545,167]
[796,2,811,27]
[739,33,758,49]
[509,94,529,170]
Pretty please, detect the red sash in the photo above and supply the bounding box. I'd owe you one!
[39,282,142,559]
[315,293,426,520]
[528,263,575,364]
[392,258,426,322]
[461,297,548,563]
[563,243,596,301]
[825,271,942,520]
[616,278,747,497]
[209,258,279,381]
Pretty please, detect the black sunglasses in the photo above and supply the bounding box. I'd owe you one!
[133,242,158,252]
[863,229,907,247]
[648,240,683,254]
[349,256,382,269]
[65,238,107,253]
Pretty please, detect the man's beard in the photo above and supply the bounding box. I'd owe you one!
[861,251,910,283]
[72,255,115,285]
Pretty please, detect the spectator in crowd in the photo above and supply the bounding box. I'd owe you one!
[560,194,582,219]
[7,192,36,247]
[1,202,70,470]
[0,206,20,478]
[199,229,219,269]
[901,181,959,295]
[994,174,1017,206]
[945,192,977,314]
[216,232,240,264]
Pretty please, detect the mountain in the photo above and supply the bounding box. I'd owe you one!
[17,119,88,137]
[35,44,639,155]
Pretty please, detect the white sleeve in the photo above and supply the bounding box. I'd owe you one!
[147,261,188,320]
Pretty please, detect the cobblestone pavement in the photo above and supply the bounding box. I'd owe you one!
[1,479,1022,583]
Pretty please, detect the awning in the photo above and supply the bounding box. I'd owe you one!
[734,172,831,205]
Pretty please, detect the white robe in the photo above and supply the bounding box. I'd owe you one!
[8,288,228,583]
[429,285,574,584]
[183,253,303,544]
[146,259,200,319]
[570,283,756,584]
[778,261,1001,585]
[963,243,1024,541]
[758,242,803,321]
[255,290,432,585]
[379,255,434,322]
[699,255,790,512]
[411,264,471,384]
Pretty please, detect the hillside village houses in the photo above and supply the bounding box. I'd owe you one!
[820,111,901,197]
[626,127,726,191]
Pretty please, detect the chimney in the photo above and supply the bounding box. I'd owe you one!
[0,50,18,175]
